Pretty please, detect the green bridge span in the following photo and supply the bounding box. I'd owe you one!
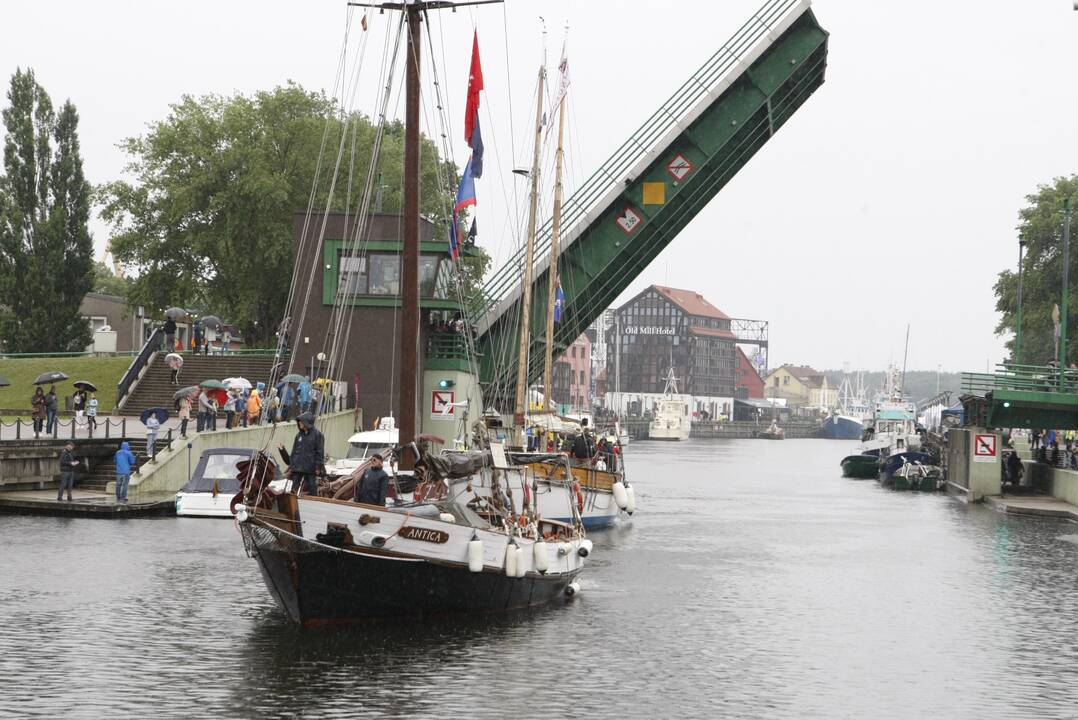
[470,0,829,406]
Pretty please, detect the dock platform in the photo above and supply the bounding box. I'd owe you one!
[0,489,176,518]
[985,494,1078,522]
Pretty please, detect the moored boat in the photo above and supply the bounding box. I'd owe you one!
[840,453,879,479]
[649,367,691,441]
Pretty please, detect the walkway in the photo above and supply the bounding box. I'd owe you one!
[0,488,175,517]
[985,494,1078,522]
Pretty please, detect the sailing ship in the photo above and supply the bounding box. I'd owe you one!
[235,3,591,624]
[649,366,691,440]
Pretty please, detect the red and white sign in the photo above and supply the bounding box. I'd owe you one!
[431,390,455,417]
[667,153,693,182]
[973,433,997,462]
[615,206,643,235]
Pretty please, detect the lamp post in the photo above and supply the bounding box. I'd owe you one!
[1016,237,1027,365]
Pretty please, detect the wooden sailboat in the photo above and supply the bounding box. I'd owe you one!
[235,3,590,624]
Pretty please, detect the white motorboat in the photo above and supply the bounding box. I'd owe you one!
[649,367,691,441]
[324,415,399,476]
[176,448,277,517]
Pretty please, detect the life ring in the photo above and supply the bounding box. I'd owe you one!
[572,481,584,513]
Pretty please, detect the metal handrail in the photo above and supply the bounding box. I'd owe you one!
[961,365,1076,395]
[471,0,806,321]
[117,327,163,405]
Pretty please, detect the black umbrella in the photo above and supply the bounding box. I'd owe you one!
[200,315,222,330]
[73,380,98,392]
[33,371,68,385]
[164,307,188,320]
[140,407,170,425]
[0,376,10,387]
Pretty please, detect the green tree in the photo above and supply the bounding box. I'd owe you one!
[98,83,460,344]
[0,68,94,352]
[994,175,1078,365]
[91,260,130,297]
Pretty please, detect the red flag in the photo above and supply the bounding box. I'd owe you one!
[464,31,484,146]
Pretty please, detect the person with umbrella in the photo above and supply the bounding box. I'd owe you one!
[45,386,58,435]
[163,315,177,352]
[165,353,183,385]
[86,392,98,434]
[277,412,325,496]
[178,393,192,436]
[31,387,46,437]
[246,388,262,426]
[193,321,204,355]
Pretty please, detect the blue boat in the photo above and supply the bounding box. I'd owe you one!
[823,414,864,440]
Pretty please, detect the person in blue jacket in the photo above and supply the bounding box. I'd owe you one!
[114,441,137,503]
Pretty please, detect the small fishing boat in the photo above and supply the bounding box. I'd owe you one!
[879,451,940,491]
[840,453,879,479]
[757,422,785,440]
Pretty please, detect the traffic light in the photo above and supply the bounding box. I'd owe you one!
[438,378,456,389]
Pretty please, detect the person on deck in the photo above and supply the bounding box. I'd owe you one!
[57,442,79,502]
[278,412,325,496]
[354,453,390,506]
[572,418,597,461]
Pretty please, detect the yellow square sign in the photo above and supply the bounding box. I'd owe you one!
[642,181,665,205]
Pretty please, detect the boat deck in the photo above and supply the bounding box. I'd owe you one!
[0,489,176,518]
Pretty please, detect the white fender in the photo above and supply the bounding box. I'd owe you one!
[504,543,518,577]
[612,481,629,510]
[578,539,593,558]
[625,485,636,515]
[557,542,572,557]
[565,581,581,596]
[467,539,484,573]
[515,546,527,577]
[235,504,248,523]
[533,540,550,573]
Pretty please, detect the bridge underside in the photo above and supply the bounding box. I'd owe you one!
[474,3,829,408]
[983,390,1078,430]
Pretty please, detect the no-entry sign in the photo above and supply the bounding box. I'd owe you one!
[973,433,997,462]
[431,390,455,418]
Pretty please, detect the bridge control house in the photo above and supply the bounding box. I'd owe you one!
[604,285,738,420]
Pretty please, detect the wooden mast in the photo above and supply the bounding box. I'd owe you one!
[398,5,422,468]
[512,64,547,433]
[541,91,567,411]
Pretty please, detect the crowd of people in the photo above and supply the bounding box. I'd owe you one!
[30,385,98,438]
[526,417,622,472]
[1026,428,1078,470]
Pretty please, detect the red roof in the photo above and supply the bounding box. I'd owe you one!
[688,325,735,339]
[735,347,765,399]
[652,285,730,320]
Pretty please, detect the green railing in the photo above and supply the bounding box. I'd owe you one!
[427,333,472,362]
[470,0,809,323]
[961,363,1075,395]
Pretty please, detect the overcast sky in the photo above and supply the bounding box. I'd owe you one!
[2,0,1075,372]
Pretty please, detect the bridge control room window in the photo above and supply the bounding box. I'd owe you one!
[338,252,441,297]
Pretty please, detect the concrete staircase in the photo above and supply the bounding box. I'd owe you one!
[120,353,277,417]
[78,437,179,492]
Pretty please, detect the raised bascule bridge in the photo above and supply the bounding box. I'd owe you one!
[469,0,829,407]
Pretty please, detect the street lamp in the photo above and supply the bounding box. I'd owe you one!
[1062,197,1073,385]
[1016,237,1027,365]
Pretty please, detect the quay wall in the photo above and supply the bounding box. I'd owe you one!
[1024,462,1078,506]
[0,439,122,491]
[123,410,358,501]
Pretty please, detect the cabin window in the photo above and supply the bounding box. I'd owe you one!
[338,256,368,295]
[338,252,443,298]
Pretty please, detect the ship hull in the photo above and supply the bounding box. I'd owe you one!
[840,454,880,479]
[823,415,864,440]
[241,519,580,625]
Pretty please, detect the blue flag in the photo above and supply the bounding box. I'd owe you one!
[450,156,477,260]
[553,282,564,323]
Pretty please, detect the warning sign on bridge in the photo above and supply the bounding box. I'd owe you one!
[973,433,997,462]
[431,390,455,418]
[667,153,693,182]
[615,206,643,235]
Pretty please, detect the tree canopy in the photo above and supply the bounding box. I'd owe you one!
[994,175,1078,365]
[99,82,485,345]
[0,68,94,352]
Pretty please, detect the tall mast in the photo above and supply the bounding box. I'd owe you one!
[541,91,567,411]
[398,5,422,466]
[513,64,547,430]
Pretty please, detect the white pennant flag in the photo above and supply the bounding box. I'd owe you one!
[545,41,570,139]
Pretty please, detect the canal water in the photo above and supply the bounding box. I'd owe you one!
[3,439,1078,718]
